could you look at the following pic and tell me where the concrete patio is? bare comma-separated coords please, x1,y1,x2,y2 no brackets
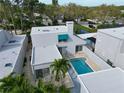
74,51,101,71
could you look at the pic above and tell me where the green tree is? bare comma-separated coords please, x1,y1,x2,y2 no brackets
52,0,58,6
23,0,39,26
0,0,17,33
13,0,23,31
0,75,33,93
34,79,56,93
59,85,70,93
50,58,70,82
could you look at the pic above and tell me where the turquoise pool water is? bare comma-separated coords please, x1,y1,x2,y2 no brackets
70,58,93,75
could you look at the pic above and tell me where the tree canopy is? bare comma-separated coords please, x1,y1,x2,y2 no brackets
0,0,123,33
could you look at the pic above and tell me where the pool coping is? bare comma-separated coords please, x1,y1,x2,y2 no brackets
84,58,96,72
69,57,95,76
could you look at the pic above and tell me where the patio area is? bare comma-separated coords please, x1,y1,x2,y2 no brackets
42,72,74,89
74,51,101,71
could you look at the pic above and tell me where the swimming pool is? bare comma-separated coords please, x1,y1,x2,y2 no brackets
70,58,93,75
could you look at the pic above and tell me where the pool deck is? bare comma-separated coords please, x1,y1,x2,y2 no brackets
74,51,101,71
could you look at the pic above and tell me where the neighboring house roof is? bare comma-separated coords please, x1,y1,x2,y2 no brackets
0,30,26,79
98,27,124,39
32,45,62,66
78,33,97,39
33,13,40,17
0,45,22,79
55,14,64,20
121,10,124,13
42,14,50,19
78,67,124,93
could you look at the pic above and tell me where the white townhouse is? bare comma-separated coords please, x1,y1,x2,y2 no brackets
78,67,124,93
31,21,85,78
0,30,28,79
95,27,124,69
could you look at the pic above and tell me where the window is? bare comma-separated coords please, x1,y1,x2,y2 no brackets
76,45,82,52
36,69,43,78
58,34,69,42
35,68,50,78
42,30,50,32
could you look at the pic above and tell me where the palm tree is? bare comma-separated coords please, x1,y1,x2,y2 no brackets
50,58,70,82
0,75,33,93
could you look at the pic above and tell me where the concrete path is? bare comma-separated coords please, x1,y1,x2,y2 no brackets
24,43,36,85
68,68,80,93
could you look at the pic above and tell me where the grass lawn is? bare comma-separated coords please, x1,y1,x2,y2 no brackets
74,23,97,34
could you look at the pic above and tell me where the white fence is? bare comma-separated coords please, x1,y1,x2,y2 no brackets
83,46,111,70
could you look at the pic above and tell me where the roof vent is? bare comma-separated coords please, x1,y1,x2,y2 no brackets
12,51,17,55
56,28,59,30
43,30,50,32
5,63,13,67
9,40,16,43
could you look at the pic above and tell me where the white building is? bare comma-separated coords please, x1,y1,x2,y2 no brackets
0,30,28,79
78,67,124,93
31,21,85,78
31,21,85,55
95,27,124,69
42,14,52,26
31,45,62,78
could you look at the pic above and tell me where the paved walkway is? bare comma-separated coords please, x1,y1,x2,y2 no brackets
68,68,80,93
24,43,36,85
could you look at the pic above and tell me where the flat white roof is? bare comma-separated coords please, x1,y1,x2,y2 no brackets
0,45,22,79
79,67,124,93
0,35,26,79
31,26,68,35
32,45,62,65
3,35,26,46
77,33,97,39
98,27,124,39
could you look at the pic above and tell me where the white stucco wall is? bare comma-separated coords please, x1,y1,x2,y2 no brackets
33,63,51,70
13,36,28,74
66,21,73,35
31,21,84,55
57,35,85,54
4,31,12,40
66,37,84,54
31,32,68,47
77,76,89,93
95,32,122,62
95,31,124,69
113,40,124,69
83,46,111,70
115,54,124,69
0,31,8,48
